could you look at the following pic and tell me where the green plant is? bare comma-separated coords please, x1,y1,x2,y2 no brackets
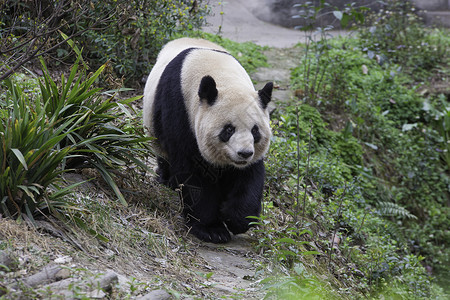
38,55,153,204
0,0,210,84
76,0,210,83
1,53,153,220
358,0,448,77
263,263,339,300
262,6,449,296
424,95,450,169
250,214,319,268
0,78,78,219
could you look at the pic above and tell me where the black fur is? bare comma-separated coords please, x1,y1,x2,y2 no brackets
218,124,235,143
258,82,273,109
152,48,265,243
198,75,218,105
251,125,261,143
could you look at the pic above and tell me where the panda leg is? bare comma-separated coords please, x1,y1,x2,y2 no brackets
156,157,170,185
221,161,265,235
172,173,231,243
187,219,231,244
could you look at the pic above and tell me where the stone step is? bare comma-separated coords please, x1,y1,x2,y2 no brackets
421,11,450,27
412,0,449,11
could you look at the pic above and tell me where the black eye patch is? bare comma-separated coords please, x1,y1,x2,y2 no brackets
252,125,261,143
219,124,235,142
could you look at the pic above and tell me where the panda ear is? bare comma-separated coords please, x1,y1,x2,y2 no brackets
198,75,218,106
258,82,273,109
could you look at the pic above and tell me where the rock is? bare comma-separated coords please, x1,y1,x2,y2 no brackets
86,270,118,293
54,255,72,264
136,289,172,300
0,250,16,272
42,270,118,299
22,264,62,287
55,268,71,281
86,289,107,299
252,68,290,83
44,277,77,291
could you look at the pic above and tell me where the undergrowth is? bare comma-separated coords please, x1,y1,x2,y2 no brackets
0,52,152,224
258,10,449,300
1,0,210,84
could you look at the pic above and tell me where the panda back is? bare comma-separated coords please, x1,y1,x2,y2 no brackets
143,38,227,137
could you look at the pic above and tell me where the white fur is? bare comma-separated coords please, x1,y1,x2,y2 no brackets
143,38,225,136
143,38,271,168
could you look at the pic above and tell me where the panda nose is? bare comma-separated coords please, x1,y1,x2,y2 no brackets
238,150,253,159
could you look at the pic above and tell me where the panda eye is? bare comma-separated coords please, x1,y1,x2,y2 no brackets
252,125,261,143
219,124,235,142
226,125,235,134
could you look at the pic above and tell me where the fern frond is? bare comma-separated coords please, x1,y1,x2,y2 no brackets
376,201,417,219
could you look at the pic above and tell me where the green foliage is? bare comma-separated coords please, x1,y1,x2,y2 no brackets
262,9,449,297
266,103,359,196
1,0,209,84
263,263,339,300
291,39,424,128
250,214,319,268
176,32,269,73
38,55,152,204
424,95,450,169
0,55,152,219
375,201,417,220
359,0,448,76
291,35,449,287
0,78,77,219
75,0,209,83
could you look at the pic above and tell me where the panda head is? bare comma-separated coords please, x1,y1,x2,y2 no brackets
195,75,273,169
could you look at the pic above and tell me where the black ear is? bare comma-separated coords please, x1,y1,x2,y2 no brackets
198,75,218,106
258,82,273,109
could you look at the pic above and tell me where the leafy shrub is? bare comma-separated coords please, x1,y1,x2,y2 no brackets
425,95,450,169
264,16,449,297
1,0,209,84
291,39,424,128
262,263,340,300
75,0,209,83
0,78,77,219
358,0,448,76
0,56,152,219
38,55,152,204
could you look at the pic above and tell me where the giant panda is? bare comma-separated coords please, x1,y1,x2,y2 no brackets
143,37,273,243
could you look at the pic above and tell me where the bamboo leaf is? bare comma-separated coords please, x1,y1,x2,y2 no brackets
301,251,321,256
11,149,28,170
94,162,127,206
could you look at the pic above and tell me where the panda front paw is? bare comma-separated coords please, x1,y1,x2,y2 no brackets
189,222,231,243
224,218,251,235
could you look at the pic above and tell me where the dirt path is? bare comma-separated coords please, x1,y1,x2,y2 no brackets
202,0,349,47
195,235,264,299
